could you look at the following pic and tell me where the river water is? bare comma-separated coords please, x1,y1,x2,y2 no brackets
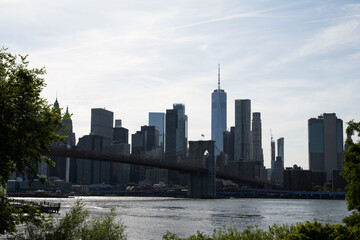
15,196,350,239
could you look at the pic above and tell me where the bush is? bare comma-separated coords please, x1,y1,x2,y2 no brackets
162,222,360,240
10,200,126,240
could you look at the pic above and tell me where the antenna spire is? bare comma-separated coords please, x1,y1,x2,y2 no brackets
218,64,220,90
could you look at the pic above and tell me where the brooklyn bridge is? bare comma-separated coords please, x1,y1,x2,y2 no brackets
49,140,272,198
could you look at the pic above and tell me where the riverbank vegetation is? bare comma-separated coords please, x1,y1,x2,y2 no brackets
7,200,126,240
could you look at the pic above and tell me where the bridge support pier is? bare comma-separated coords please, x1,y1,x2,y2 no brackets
187,141,216,198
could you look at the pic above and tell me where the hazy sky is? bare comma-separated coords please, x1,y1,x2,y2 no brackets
2,0,359,169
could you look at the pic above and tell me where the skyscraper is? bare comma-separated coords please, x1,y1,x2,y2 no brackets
251,112,263,164
223,126,235,162
91,108,114,139
308,113,343,180
49,99,76,182
271,135,275,170
113,119,129,144
149,112,165,149
165,108,178,185
234,99,251,163
76,108,114,185
110,119,130,185
211,65,227,156
271,137,284,186
277,137,284,164
173,103,188,161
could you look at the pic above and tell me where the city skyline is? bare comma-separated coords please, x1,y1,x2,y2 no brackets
2,1,359,169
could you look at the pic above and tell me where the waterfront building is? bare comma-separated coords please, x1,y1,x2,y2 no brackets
308,113,343,180
284,165,326,191
234,99,251,163
149,112,165,150
211,65,227,156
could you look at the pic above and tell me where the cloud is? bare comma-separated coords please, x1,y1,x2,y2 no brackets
269,20,360,68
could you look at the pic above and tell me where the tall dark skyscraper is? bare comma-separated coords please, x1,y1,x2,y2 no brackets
234,99,251,163
308,113,343,180
211,65,227,156
165,109,178,158
251,112,263,165
173,103,188,161
165,108,178,185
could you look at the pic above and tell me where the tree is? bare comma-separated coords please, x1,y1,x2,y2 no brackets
0,47,64,234
342,120,360,212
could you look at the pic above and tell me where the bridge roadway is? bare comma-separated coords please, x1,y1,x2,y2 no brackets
49,146,271,188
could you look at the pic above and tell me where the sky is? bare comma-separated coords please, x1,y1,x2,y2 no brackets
1,0,360,169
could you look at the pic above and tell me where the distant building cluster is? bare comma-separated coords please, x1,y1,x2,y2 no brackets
7,67,347,193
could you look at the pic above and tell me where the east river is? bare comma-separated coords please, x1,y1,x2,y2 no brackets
15,196,349,240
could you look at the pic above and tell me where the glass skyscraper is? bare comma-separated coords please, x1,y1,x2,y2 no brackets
308,113,343,180
211,65,227,156
149,112,165,149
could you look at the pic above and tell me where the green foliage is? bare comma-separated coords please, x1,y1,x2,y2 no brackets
11,200,126,240
163,222,360,240
0,47,64,235
163,224,298,240
343,211,360,227
80,208,127,240
342,120,360,212
284,221,360,240
313,182,332,192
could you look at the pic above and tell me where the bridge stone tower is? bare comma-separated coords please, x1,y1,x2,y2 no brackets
188,141,216,198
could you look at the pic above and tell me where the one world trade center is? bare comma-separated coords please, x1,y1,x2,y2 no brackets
211,64,227,156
